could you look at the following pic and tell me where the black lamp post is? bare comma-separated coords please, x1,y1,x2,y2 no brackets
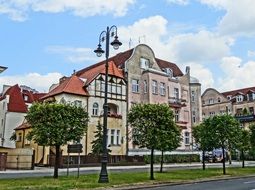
94,26,122,183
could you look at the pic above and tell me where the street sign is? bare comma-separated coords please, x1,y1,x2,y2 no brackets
67,144,83,153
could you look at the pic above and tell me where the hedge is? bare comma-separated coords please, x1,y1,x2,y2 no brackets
144,154,200,164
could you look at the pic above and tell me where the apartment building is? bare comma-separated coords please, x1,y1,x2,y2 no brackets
12,44,201,161
202,87,255,128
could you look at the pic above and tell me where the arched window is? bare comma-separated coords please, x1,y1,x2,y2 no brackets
92,103,99,116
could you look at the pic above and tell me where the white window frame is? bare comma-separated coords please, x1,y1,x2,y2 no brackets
140,57,149,69
159,82,165,96
174,88,179,100
152,80,158,94
92,103,99,116
236,95,243,102
184,132,190,145
132,79,139,93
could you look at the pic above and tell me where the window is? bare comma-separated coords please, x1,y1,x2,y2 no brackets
140,58,149,69
116,130,120,145
236,108,242,116
202,100,205,105
227,96,232,100
111,129,115,145
23,95,28,101
209,98,214,104
165,68,173,77
159,82,165,96
74,100,82,107
152,80,158,94
174,88,179,99
192,110,196,123
249,107,254,114
132,79,139,93
175,110,179,122
17,133,22,142
92,103,99,116
191,91,195,102
209,111,215,116
236,95,243,102
218,97,221,103
144,80,148,93
184,132,190,145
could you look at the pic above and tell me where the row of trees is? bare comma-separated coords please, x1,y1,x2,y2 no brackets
193,114,255,175
25,102,255,180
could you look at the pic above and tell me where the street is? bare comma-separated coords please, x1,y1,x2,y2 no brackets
141,176,255,190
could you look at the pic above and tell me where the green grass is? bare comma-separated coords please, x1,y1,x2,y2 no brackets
1,167,255,190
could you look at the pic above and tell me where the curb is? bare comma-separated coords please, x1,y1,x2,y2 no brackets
105,175,255,190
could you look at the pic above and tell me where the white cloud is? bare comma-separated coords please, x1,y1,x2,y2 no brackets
199,0,255,36
217,56,255,91
185,62,214,92
0,72,63,92
168,30,233,63
248,50,255,57
0,0,135,21
118,16,233,64
166,0,189,5
46,46,98,63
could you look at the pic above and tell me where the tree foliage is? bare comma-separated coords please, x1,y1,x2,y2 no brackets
193,114,241,174
26,102,89,178
91,121,111,155
128,103,181,179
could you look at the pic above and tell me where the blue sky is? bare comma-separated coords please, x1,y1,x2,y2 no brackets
0,0,255,93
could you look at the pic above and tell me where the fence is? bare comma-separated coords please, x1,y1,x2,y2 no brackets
0,148,35,170
48,155,145,168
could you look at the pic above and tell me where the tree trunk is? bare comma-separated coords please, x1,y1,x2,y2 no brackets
160,151,164,173
202,150,205,170
54,145,60,178
242,149,245,168
222,147,226,175
228,150,232,165
150,148,155,180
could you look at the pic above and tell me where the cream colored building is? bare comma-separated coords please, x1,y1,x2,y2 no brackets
202,87,255,128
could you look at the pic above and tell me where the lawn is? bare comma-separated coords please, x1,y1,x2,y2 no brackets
1,167,255,190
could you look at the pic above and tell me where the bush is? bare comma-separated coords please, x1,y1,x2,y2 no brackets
144,154,200,164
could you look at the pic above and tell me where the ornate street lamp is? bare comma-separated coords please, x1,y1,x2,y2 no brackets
94,26,122,183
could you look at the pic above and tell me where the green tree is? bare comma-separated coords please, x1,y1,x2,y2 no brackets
157,118,181,173
236,129,251,168
193,120,216,170
249,124,255,147
26,102,89,178
128,103,181,180
207,114,241,174
91,121,111,155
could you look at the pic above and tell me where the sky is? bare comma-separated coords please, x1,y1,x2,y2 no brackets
0,0,255,93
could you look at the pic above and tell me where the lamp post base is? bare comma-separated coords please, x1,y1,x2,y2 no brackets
98,162,109,183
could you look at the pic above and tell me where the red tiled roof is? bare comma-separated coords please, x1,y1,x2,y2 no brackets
0,84,45,113
42,75,88,99
76,47,183,81
77,60,124,86
156,58,183,77
222,86,255,97
15,122,30,130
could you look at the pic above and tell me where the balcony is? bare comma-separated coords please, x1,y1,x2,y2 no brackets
176,121,188,129
235,114,255,122
168,97,186,108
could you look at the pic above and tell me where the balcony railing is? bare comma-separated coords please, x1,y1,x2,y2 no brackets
168,97,186,107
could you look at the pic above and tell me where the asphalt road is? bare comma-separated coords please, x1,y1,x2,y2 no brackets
141,177,255,190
